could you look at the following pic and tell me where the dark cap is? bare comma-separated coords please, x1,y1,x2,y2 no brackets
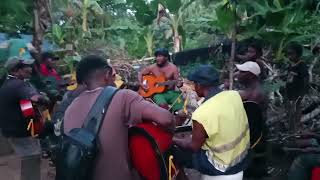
5,57,34,72
187,65,220,86
42,52,59,61
154,48,170,58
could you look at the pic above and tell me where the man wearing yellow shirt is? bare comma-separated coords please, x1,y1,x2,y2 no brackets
173,65,250,179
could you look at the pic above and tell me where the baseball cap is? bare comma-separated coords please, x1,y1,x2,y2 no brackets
5,57,34,71
235,61,261,76
187,65,220,86
42,52,60,61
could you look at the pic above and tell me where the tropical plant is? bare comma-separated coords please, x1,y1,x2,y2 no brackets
0,0,33,33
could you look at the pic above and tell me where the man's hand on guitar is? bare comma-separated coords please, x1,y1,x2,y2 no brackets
176,78,183,88
141,83,149,91
30,94,50,106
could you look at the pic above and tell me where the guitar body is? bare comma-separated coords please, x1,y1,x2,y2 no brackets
20,100,45,136
138,75,167,98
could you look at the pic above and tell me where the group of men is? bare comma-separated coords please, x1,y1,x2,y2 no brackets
0,39,71,179
0,39,310,180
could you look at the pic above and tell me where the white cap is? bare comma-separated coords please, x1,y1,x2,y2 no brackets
236,61,261,76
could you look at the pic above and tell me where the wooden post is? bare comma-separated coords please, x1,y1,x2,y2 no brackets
229,9,237,90
32,0,52,65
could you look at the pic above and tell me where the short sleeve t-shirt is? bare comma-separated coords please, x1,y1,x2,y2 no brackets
0,76,39,137
192,91,250,172
286,61,309,100
64,88,154,180
39,64,61,80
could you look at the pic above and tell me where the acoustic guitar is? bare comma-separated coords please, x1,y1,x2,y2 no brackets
138,74,178,98
20,99,50,137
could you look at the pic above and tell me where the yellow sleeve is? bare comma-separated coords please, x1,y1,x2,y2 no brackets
192,103,218,137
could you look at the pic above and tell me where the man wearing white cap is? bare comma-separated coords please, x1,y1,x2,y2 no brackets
235,61,267,179
235,61,265,104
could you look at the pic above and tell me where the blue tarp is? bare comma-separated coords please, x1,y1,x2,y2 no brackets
0,33,59,62
0,33,59,51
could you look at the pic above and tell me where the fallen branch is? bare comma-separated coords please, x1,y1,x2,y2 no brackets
301,107,320,123
309,56,319,83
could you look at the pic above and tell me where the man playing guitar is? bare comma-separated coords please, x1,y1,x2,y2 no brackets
0,55,48,180
138,48,183,112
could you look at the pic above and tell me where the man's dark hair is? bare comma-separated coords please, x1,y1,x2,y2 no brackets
12,63,32,73
76,55,111,84
41,52,59,62
155,48,170,59
248,42,263,57
287,42,303,57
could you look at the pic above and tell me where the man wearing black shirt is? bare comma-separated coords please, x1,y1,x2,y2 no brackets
0,58,44,136
286,43,309,100
285,43,309,132
0,57,47,180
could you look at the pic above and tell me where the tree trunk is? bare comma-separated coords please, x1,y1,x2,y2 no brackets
173,35,181,53
82,0,89,32
33,0,52,65
229,10,237,90
172,15,181,53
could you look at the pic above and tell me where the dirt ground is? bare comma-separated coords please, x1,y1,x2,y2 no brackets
0,155,55,180
0,143,291,180
0,156,289,180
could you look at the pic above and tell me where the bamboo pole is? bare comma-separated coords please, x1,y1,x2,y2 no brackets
229,8,237,90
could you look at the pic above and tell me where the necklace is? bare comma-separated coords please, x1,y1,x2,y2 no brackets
85,87,103,93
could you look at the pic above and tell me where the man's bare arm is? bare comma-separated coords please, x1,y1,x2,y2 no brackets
173,66,183,88
138,66,152,85
173,120,207,152
141,104,175,133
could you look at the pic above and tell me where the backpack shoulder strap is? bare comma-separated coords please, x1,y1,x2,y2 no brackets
82,86,118,135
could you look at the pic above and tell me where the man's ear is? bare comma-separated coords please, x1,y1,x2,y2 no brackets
104,73,109,82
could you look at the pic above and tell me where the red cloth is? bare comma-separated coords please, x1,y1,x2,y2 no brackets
129,123,173,180
39,64,61,80
311,167,320,180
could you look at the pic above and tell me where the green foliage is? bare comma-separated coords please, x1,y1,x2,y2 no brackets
262,80,286,95
215,4,236,36
236,0,320,60
0,0,33,33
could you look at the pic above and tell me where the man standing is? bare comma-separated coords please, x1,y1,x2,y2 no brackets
173,65,250,179
39,52,61,81
235,61,267,178
64,55,174,180
285,43,309,132
237,42,266,79
285,43,309,101
0,57,48,180
138,48,183,111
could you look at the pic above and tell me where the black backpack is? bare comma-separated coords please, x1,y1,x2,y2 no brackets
55,86,118,180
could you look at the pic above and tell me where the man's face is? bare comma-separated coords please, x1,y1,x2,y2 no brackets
287,49,298,62
246,47,257,61
156,55,168,67
237,71,251,83
45,58,56,68
17,66,33,79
